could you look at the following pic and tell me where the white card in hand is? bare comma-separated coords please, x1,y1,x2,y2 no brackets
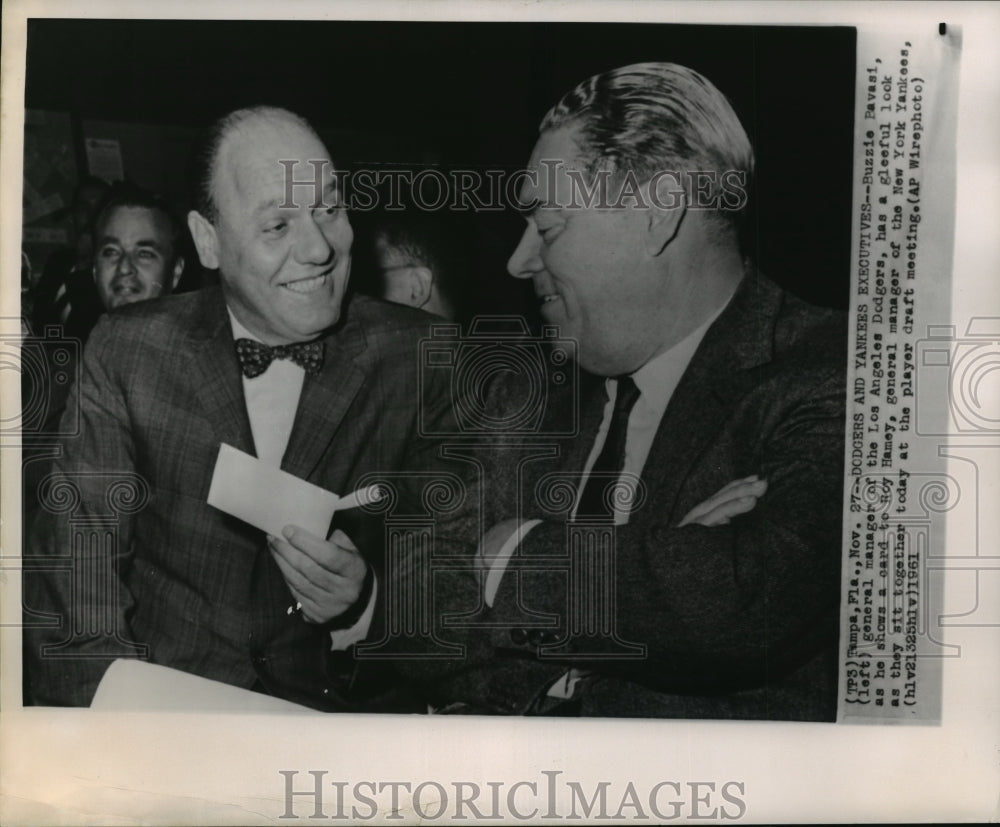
206,443,338,539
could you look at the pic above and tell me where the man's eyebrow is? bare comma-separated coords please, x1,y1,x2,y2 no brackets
252,198,281,216
321,179,340,201
95,235,167,251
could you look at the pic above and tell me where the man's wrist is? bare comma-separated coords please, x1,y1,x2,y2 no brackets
320,563,375,631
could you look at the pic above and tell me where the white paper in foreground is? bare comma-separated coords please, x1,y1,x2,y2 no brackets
91,660,317,713
206,443,338,538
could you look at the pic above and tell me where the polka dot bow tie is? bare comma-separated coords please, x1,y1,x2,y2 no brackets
234,338,325,378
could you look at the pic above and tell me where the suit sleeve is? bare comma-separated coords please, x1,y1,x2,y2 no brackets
394,360,846,713
23,316,143,706
379,367,568,712
322,318,474,712
524,365,844,696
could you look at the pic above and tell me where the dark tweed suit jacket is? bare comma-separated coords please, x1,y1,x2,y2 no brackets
393,272,848,720
23,285,445,710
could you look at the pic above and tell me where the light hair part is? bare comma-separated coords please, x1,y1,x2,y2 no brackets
189,105,320,224
540,62,754,229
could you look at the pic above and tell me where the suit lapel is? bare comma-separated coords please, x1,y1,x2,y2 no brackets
522,373,608,519
280,313,368,482
639,271,784,519
187,287,256,456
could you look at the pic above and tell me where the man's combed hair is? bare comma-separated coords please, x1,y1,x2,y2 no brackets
92,181,184,248
188,105,317,223
540,62,754,226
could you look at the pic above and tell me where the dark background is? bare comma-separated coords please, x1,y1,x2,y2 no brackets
24,19,856,318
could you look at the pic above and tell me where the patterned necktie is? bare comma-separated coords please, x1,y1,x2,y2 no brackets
575,375,641,521
234,338,324,379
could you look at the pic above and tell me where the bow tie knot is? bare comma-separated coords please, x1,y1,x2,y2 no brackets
235,337,324,378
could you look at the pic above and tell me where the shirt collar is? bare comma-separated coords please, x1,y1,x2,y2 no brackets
228,309,261,344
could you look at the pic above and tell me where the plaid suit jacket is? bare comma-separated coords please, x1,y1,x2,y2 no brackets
23,285,445,710
393,272,848,720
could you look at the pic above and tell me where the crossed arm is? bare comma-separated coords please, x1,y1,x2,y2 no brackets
390,364,846,712
479,475,769,569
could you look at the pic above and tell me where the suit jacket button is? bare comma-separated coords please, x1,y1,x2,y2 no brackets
509,628,528,645
527,629,545,646
539,631,558,644
251,653,267,666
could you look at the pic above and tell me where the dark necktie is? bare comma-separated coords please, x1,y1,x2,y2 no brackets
234,338,324,379
575,375,641,521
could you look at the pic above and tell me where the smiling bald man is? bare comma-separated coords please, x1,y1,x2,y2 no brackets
24,106,450,712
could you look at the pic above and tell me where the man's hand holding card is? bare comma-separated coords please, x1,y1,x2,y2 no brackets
267,526,368,624
207,443,378,626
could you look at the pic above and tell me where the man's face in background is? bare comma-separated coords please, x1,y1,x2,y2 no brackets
373,234,424,308
93,204,184,310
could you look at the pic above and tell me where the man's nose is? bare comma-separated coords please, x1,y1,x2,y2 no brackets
294,214,335,265
116,252,136,276
506,226,542,279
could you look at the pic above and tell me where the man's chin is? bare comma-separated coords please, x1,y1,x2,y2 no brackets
286,307,342,342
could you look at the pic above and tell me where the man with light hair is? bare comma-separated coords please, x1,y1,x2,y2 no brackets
394,62,847,720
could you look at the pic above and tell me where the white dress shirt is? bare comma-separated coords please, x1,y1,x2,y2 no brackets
484,305,724,606
482,303,730,702
572,315,718,524
229,311,374,650
230,312,305,468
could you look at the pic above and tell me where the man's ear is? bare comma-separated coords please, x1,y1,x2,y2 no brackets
187,211,219,270
409,266,434,309
644,174,687,256
170,256,185,290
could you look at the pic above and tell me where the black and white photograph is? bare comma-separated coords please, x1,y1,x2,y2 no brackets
16,15,856,719
2,1,998,823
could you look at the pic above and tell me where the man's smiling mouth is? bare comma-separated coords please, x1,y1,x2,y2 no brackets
281,270,332,294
